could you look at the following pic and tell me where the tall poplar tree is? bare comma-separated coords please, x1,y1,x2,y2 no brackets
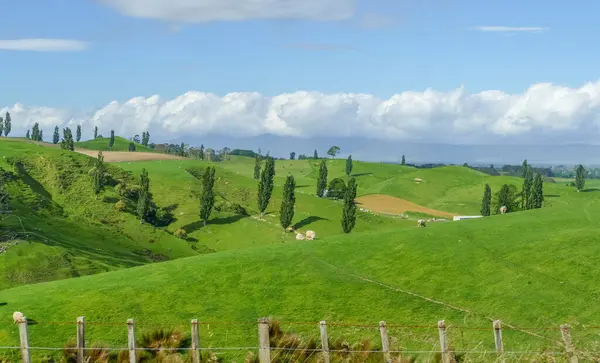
109,130,115,149
94,126,98,139
3,112,11,137
521,166,534,210
31,123,40,142
61,127,74,151
76,125,82,142
342,177,357,233
53,126,60,144
401,155,406,165
313,149,318,159
25,130,30,139
199,166,216,226
316,160,328,197
137,168,150,223
480,184,492,216
346,155,353,176
93,151,105,199
279,174,296,231
0,116,3,136
575,164,585,192
257,157,275,216
521,159,529,178
253,155,261,180
532,173,544,209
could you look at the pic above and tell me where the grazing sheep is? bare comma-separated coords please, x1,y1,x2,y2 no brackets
296,233,305,241
13,312,25,324
305,230,316,240
417,219,426,228
500,206,507,214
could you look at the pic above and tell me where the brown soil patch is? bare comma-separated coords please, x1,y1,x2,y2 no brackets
355,194,456,218
75,149,186,162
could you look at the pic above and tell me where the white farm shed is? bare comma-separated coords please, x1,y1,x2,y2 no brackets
453,215,483,221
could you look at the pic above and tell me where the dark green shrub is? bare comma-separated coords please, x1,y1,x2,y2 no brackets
327,178,347,199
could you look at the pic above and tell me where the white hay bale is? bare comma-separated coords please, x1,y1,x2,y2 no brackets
295,233,305,240
305,230,316,240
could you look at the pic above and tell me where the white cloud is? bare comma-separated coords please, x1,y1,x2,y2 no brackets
472,26,546,33
4,81,600,144
96,0,356,22
0,38,89,51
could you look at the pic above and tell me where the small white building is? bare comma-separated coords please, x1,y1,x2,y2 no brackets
453,215,483,221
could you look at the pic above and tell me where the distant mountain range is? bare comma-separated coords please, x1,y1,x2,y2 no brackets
167,134,600,167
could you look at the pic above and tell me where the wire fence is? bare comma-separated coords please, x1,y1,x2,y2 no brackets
1,317,598,362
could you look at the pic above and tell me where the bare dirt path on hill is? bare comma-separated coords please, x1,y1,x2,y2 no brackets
75,149,186,162
355,194,456,218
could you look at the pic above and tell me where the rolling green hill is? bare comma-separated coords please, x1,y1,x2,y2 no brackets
76,136,153,152
1,188,599,361
1,137,595,361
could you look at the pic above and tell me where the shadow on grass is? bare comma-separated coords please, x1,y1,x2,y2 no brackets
0,302,6,307
544,194,560,198
295,185,311,188
103,196,120,203
181,214,247,233
293,216,329,230
15,162,53,200
583,188,600,192
351,172,373,177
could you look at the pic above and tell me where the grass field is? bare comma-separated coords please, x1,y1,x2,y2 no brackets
0,137,597,361
76,136,153,152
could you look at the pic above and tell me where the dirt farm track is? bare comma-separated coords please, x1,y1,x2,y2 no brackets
75,149,186,162
355,194,456,218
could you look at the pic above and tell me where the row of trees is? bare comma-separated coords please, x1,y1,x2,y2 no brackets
480,160,546,216
0,112,11,137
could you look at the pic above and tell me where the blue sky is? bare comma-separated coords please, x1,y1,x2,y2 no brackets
2,0,598,107
2,0,600,150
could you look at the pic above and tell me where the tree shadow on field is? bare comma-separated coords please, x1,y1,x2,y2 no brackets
293,216,329,230
351,172,373,177
544,194,560,198
0,302,7,307
181,214,247,233
583,188,600,193
295,185,311,188
103,196,120,203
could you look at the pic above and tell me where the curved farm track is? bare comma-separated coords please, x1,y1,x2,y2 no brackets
75,149,186,162
355,194,456,218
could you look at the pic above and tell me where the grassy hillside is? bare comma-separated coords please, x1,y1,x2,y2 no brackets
76,136,153,152
1,187,599,361
0,140,407,289
0,139,197,289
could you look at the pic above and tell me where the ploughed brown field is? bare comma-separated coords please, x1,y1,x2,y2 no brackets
75,149,186,162
355,194,456,218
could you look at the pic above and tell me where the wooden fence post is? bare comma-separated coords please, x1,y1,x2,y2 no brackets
438,320,449,363
258,317,271,363
127,319,136,363
77,316,86,363
379,321,391,363
18,318,30,363
560,324,578,363
493,320,504,362
191,319,200,363
319,321,330,363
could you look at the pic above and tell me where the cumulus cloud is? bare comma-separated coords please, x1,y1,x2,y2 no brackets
4,81,600,144
96,0,356,22
472,26,546,33
0,38,89,51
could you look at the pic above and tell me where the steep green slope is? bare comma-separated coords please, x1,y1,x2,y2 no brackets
0,140,197,289
76,136,152,152
1,185,597,361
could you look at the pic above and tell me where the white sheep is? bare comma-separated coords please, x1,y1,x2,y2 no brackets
305,230,316,240
13,312,25,324
417,219,426,228
500,205,508,214
295,233,305,240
